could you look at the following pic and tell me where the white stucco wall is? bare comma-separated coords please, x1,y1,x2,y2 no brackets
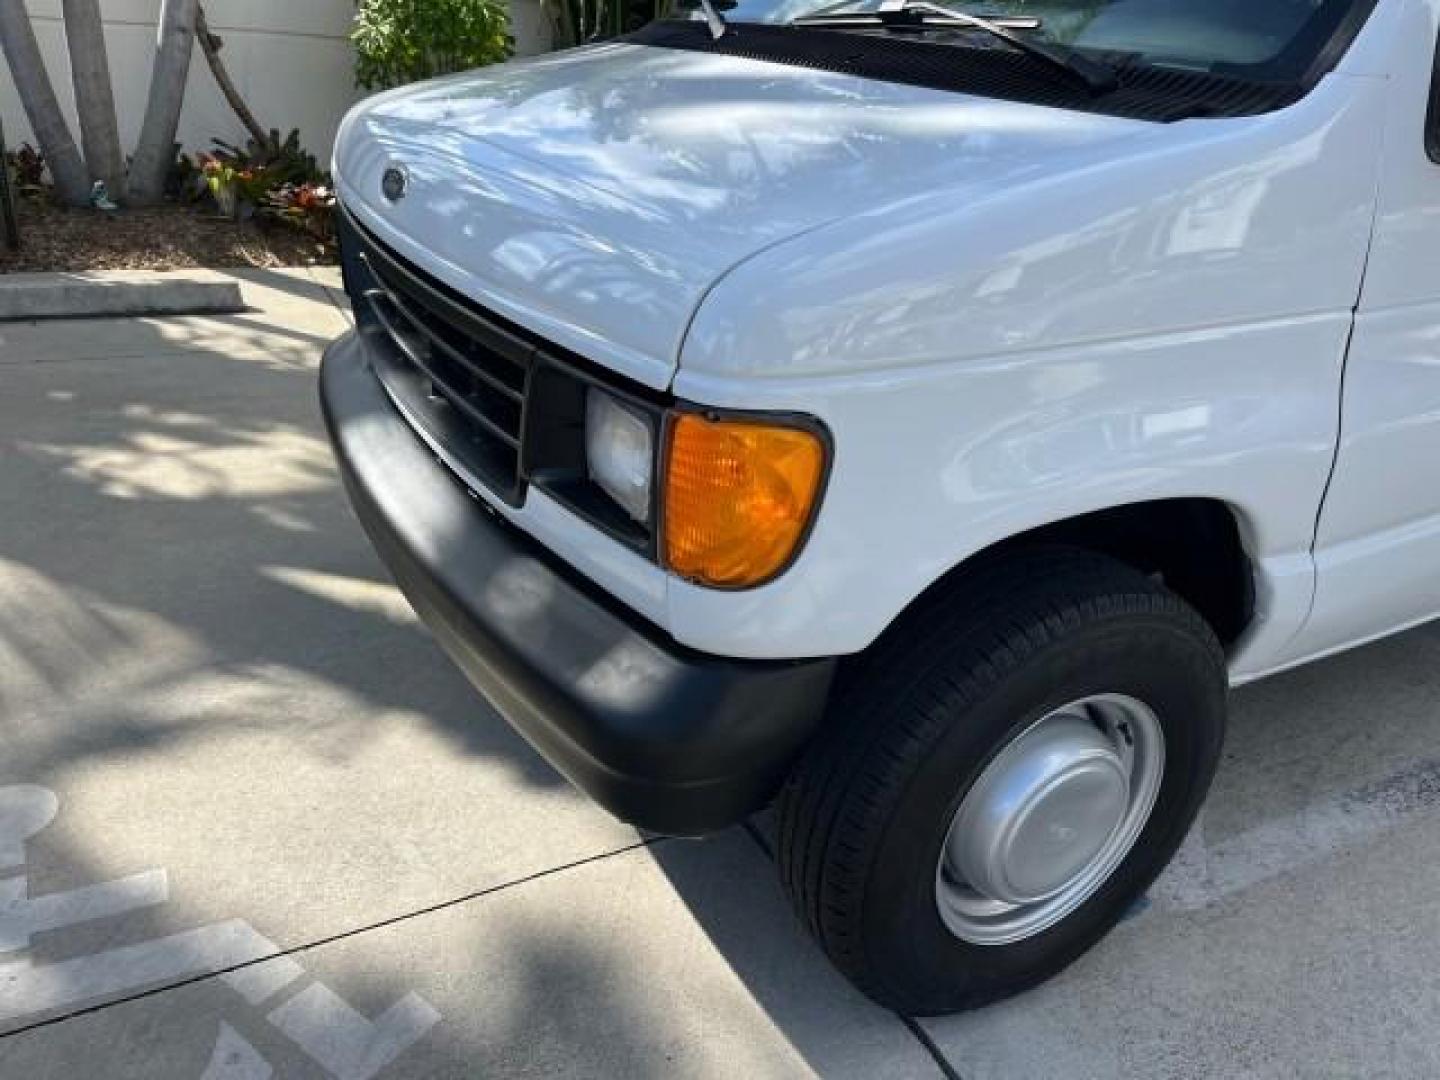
0,0,551,167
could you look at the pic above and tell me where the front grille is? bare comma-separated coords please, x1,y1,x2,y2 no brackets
342,207,535,505
338,205,668,557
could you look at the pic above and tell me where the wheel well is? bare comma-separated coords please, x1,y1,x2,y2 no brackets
977,499,1255,647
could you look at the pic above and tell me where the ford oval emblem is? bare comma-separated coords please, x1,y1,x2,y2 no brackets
381,165,409,202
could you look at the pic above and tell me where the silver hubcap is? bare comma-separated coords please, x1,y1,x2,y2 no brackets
936,694,1165,946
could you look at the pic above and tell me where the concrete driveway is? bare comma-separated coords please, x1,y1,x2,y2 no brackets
2,271,1440,1078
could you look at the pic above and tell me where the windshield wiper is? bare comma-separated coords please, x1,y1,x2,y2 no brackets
791,0,1118,95
695,0,728,39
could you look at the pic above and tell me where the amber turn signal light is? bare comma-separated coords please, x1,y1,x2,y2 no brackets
663,413,827,589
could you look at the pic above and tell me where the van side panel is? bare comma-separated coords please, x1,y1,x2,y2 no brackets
1277,0,1440,670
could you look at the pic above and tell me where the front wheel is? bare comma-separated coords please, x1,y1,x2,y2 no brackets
775,548,1227,1014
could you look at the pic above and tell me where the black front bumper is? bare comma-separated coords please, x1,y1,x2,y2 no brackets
319,329,837,835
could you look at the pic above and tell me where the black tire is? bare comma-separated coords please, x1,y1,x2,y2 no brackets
775,546,1227,1015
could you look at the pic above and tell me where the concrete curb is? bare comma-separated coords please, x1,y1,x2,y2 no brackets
0,269,246,321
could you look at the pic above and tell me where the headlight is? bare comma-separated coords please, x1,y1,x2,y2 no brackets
585,388,655,525
567,381,828,588
663,413,827,589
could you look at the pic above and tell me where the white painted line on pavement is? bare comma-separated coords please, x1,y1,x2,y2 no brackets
1152,757,1440,912
0,870,170,953
268,984,442,1080
221,954,307,1005
0,919,279,1022
0,787,58,870
199,1022,274,1080
0,782,446,1078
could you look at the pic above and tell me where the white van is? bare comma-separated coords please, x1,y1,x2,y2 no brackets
322,0,1439,1013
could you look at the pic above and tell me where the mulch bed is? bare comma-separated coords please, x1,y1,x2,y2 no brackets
0,197,336,273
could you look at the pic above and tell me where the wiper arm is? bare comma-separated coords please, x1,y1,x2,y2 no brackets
797,0,1041,29
695,0,728,39
792,0,1118,95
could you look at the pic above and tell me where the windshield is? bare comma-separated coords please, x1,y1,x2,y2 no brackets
707,0,1371,81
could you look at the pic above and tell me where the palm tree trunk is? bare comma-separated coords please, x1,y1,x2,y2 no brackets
127,0,199,205
0,0,90,205
542,0,576,49
60,0,125,199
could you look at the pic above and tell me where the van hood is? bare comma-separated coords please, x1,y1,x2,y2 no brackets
335,40,1156,390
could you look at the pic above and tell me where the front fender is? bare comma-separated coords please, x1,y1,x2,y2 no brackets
666,313,1346,682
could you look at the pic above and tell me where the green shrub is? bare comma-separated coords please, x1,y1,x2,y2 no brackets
353,0,512,90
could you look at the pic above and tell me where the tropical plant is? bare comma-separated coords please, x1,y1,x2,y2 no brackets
165,147,206,202
196,153,274,218
233,166,275,208
263,181,336,240
211,129,325,187
8,142,46,193
352,0,512,90
195,126,330,223
197,154,244,217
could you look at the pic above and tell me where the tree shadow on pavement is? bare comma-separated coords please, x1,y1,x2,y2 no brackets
0,299,931,1077
23,291,1440,1077
0,314,561,786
